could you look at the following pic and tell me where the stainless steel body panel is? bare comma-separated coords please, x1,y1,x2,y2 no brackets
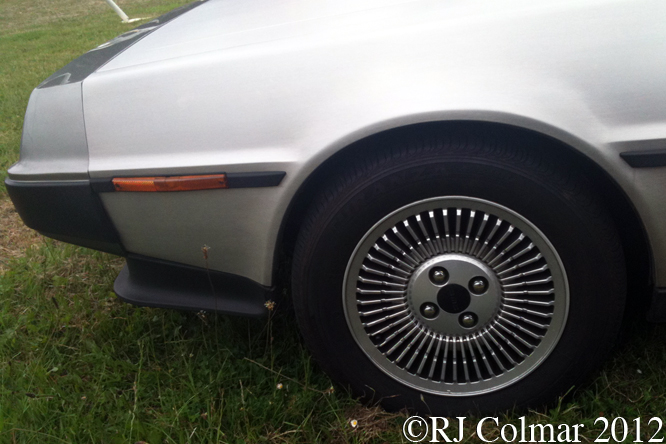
8,83,89,181
19,0,666,286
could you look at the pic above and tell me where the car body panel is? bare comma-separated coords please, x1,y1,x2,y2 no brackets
73,0,666,286
8,83,89,181
97,0,416,73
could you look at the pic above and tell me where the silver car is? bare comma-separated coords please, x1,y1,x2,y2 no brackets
6,0,666,415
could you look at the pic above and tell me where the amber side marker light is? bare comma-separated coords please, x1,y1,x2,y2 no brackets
112,174,228,192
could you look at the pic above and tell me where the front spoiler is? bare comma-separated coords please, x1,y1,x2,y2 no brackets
5,177,271,317
115,255,271,317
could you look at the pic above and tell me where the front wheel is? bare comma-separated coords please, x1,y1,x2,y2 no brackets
292,134,625,414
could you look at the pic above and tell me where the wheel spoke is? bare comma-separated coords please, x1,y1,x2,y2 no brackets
499,264,549,283
469,213,490,256
462,210,476,254
357,297,406,306
364,309,410,328
428,211,445,254
428,335,443,379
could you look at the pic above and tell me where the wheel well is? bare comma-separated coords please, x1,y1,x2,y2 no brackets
276,121,653,316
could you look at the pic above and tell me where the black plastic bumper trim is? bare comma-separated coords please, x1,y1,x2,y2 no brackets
4,178,125,255
90,171,286,193
620,149,666,168
226,171,286,188
114,255,271,317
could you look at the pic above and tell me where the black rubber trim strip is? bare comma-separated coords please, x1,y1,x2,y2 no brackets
38,0,208,88
114,254,271,317
90,171,286,193
647,287,666,323
90,178,117,193
4,178,125,255
620,149,666,168
226,171,286,188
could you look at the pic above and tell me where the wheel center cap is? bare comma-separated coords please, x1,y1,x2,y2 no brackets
407,253,501,335
437,284,471,314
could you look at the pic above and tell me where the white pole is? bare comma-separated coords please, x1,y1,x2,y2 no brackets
102,0,143,23
103,0,130,22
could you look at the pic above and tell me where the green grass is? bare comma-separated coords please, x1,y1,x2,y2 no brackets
2,1,666,443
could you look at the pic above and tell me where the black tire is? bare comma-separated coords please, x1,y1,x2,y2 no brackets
292,130,625,415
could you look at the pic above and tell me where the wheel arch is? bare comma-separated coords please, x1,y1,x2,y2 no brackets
275,120,654,316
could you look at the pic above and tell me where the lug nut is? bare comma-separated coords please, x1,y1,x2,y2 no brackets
421,303,439,319
459,312,478,328
469,277,488,294
429,267,448,285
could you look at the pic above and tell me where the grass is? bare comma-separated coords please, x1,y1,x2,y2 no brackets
1,1,666,443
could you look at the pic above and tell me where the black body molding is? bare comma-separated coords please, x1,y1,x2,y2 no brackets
226,171,286,188
620,150,666,168
616,139,666,168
